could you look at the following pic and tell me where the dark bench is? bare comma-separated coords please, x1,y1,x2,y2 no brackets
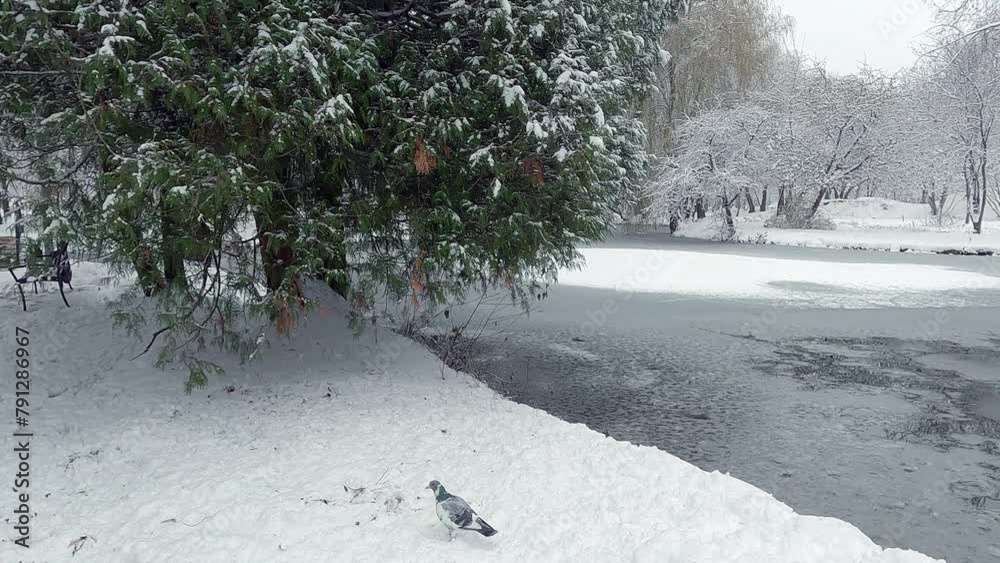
8,241,73,311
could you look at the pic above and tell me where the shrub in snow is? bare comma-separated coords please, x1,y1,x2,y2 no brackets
766,195,836,231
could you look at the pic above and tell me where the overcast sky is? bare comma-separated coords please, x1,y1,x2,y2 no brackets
776,0,935,75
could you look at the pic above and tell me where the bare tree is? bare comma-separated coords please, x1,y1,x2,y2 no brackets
648,103,773,238
922,1,999,233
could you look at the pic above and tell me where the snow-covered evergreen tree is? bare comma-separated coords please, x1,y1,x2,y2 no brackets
1,0,678,388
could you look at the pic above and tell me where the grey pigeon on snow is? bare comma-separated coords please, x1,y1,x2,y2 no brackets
426,480,498,540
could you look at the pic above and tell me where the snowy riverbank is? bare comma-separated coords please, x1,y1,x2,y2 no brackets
0,265,941,562
676,197,1000,255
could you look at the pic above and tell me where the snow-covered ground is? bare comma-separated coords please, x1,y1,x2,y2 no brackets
676,198,1000,254
0,265,941,562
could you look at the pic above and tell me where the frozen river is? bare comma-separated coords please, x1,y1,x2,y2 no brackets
454,235,1000,563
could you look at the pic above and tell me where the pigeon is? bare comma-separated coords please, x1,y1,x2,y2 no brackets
426,480,498,540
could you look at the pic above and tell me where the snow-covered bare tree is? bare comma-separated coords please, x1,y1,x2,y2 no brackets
928,0,1000,43
922,0,1000,233
647,49,899,231
776,65,895,219
883,71,962,219
649,103,773,237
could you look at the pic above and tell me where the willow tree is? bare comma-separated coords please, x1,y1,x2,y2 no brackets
644,0,790,156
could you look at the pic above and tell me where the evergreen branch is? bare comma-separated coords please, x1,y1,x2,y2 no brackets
1,148,94,186
0,70,83,76
370,1,417,19
130,326,172,361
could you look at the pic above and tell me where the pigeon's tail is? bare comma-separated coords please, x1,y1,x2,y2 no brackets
472,517,498,537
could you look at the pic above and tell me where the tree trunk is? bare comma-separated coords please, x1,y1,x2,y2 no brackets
927,191,939,216
664,55,678,151
666,56,676,124
745,187,757,213
973,179,985,234
695,197,706,219
161,188,186,288
258,157,303,294
964,155,974,225
760,186,768,211
721,193,735,239
133,243,165,297
13,207,23,263
776,186,786,215
975,140,989,233
973,155,988,235
809,188,829,218
258,211,295,293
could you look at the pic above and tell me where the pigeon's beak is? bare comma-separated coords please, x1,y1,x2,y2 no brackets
425,484,433,490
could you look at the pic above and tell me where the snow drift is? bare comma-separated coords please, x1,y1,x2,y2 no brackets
0,266,940,562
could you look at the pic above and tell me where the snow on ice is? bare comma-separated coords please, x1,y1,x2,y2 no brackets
558,247,1000,308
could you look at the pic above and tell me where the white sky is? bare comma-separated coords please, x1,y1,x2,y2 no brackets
776,0,935,75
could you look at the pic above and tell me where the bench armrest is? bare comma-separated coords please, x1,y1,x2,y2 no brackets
9,265,26,283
